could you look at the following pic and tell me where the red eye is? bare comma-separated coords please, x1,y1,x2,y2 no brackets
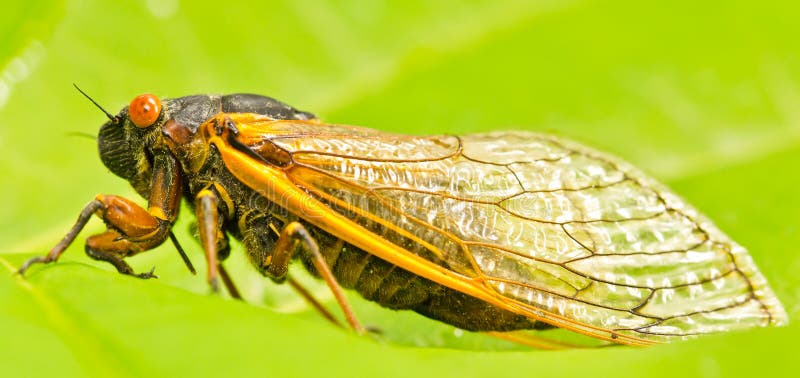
129,94,162,128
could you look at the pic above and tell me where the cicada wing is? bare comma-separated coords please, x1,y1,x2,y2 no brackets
221,115,787,344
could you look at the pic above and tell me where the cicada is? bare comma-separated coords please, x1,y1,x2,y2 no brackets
19,90,787,346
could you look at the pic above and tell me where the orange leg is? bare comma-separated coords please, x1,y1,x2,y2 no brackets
18,195,170,278
18,151,185,278
266,222,365,334
194,189,240,298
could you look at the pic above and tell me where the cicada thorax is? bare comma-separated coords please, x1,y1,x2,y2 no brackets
161,95,321,259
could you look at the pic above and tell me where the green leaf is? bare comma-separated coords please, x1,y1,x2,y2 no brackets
1,0,798,377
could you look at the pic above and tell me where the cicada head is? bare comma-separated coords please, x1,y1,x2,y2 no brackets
97,94,218,197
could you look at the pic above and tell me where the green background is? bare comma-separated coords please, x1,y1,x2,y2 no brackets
1,0,798,376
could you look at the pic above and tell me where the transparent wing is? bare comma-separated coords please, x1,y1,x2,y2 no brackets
235,119,787,342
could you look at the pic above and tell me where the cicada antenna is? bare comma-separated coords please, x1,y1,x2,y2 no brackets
73,83,119,123
64,131,98,140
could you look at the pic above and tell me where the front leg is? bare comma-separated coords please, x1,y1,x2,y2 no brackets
18,151,183,278
83,195,170,278
18,194,171,278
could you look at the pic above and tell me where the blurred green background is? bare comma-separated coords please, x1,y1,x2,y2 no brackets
1,0,799,376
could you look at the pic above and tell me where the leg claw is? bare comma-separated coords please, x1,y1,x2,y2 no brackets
16,256,52,277
132,267,158,279
209,277,220,293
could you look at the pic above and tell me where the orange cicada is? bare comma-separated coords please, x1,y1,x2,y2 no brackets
19,90,787,347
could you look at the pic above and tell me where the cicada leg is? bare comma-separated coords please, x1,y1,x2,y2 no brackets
194,188,240,299
18,151,187,279
266,222,366,334
18,195,170,278
286,276,345,329
217,262,242,299
17,199,101,275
